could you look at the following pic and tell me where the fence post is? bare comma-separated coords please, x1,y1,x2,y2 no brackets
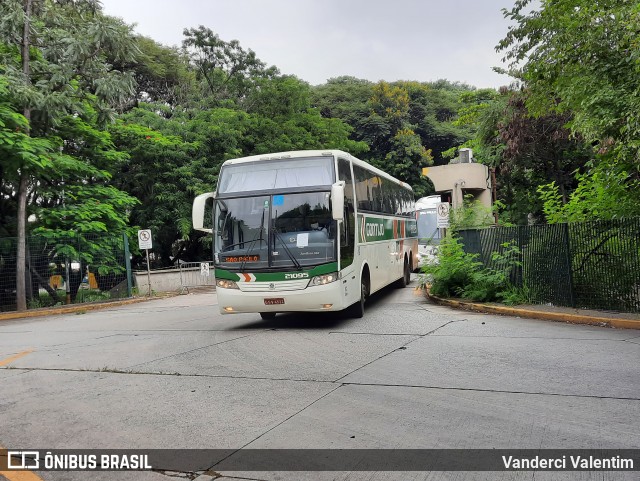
563,223,576,308
123,233,133,298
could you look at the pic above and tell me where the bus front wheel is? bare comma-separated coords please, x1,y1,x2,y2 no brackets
347,276,368,319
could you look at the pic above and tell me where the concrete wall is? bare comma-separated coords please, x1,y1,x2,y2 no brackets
134,266,215,294
424,163,492,209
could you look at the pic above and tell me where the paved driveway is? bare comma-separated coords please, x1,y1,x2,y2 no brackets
1,280,638,480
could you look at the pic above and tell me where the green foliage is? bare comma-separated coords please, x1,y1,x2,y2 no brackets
109,114,207,266
126,36,194,106
311,76,373,125
496,285,529,306
498,0,640,223
0,0,138,124
538,158,640,224
0,0,141,309
455,88,593,225
362,82,435,195
422,234,523,303
182,26,278,108
75,290,111,303
311,77,478,196
459,241,523,303
499,0,640,149
380,127,433,197
0,79,55,204
449,196,494,230
421,234,481,298
402,80,473,166
246,75,311,118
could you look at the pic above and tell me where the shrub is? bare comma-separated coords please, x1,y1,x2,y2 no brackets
422,234,524,303
420,234,482,297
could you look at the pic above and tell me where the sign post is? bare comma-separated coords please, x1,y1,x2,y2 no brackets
436,202,450,237
200,262,210,277
138,229,153,296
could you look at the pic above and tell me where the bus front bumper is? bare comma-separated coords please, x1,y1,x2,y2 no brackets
216,282,347,314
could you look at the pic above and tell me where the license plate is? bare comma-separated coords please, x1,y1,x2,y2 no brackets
264,298,285,305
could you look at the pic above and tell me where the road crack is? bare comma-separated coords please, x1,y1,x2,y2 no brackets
332,319,466,383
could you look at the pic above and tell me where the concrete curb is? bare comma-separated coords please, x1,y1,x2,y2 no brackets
428,294,640,330
0,294,178,322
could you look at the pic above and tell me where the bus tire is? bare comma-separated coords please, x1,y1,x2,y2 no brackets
260,312,276,320
396,259,410,288
347,274,367,318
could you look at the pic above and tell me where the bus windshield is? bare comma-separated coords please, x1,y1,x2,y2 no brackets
215,192,336,269
218,157,334,193
417,208,440,245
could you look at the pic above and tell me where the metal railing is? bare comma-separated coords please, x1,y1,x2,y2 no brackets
179,261,216,293
458,218,640,313
0,233,132,312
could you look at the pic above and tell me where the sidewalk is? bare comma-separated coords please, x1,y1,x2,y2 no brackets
0,292,181,322
426,292,640,330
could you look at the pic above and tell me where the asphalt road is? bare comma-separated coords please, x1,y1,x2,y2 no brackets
1,278,639,481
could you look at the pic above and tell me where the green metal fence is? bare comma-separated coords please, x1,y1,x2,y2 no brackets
0,233,132,312
458,218,640,313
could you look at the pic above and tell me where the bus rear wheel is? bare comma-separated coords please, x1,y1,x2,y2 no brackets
260,312,276,320
396,259,410,288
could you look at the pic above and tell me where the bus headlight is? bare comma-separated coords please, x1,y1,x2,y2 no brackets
308,272,338,287
216,279,239,289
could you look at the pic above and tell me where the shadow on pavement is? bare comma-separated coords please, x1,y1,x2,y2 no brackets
230,283,409,331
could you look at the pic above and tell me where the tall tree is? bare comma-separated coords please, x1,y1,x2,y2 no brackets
499,0,640,148
310,76,374,127
311,78,477,195
361,81,433,196
182,26,278,108
0,0,139,309
498,0,640,221
112,35,195,108
400,80,472,166
457,88,591,224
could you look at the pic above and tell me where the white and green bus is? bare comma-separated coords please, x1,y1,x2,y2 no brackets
192,150,418,319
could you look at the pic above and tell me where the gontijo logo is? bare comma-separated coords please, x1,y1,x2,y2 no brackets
367,223,385,237
360,216,387,242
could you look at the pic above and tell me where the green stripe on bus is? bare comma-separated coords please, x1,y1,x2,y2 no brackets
215,262,339,282
357,215,417,243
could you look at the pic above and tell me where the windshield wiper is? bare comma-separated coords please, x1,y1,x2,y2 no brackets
221,241,253,252
239,209,266,272
272,228,302,270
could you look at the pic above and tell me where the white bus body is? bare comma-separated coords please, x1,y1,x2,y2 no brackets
193,150,418,319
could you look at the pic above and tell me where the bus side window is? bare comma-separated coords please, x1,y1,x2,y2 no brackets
353,165,371,211
338,158,355,268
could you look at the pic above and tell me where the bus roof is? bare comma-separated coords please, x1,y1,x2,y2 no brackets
415,195,441,210
219,150,413,192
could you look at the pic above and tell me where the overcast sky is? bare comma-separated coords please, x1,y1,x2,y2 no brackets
99,0,516,89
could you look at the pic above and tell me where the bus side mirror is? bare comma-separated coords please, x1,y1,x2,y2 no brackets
193,192,214,233
331,181,345,221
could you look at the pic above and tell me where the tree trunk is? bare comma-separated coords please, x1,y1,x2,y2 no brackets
16,0,33,311
16,173,28,311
